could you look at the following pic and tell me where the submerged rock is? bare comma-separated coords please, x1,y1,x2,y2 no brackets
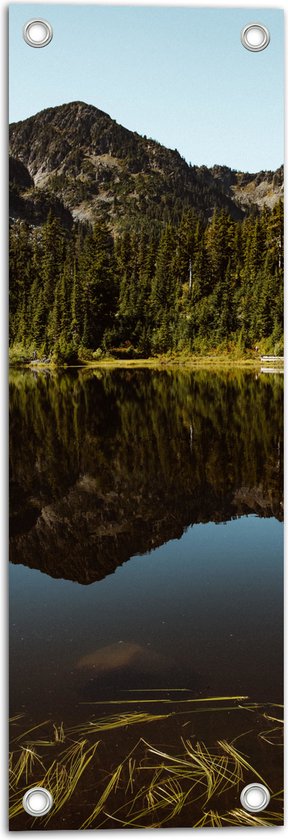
76,641,163,673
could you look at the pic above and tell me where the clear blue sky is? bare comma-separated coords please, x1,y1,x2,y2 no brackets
9,4,284,173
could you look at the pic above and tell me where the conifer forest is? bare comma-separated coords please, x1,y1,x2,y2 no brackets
10,200,283,363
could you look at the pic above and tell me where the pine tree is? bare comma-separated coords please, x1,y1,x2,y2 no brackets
78,221,116,348
9,197,284,359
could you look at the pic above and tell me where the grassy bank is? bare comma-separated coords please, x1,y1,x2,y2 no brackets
79,353,266,370
9,337,285,370
10,349,282,371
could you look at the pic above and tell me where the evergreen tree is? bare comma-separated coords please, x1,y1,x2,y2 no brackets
9,199,284,359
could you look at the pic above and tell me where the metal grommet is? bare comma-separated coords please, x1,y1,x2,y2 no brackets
22,787,53,817
23,19,53,48
240,783,270,813
241,23,270,52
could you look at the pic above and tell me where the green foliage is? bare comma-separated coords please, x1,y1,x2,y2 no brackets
92,347,104,360
51,337,80,366
9,201,283,360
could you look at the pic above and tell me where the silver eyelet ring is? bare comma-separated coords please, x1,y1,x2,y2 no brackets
240,783,270,813
22,787,53,817
241,23,270,52
23,19,53,49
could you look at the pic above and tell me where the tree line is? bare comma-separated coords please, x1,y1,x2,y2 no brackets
9,200,283,362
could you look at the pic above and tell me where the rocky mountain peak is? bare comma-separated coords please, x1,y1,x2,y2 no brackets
9,101,283,230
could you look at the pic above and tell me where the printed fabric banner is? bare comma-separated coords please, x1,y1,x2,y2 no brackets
9,4,283,830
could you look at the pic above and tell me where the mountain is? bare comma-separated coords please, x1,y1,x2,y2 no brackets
9,155,73,228
10,369,283,586
209,164,284,212
9,101,283,230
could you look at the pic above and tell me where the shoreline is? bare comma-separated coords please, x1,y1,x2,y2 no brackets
9,354,284,372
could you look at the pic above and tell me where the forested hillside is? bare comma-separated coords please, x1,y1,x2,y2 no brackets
10,201,283,361
9,102,283,361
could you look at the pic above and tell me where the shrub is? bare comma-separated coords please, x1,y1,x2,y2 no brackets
52,339,79,365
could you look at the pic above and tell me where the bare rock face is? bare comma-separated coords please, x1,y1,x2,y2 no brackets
231,168,284,211
9,153,73,228
9,101,283,230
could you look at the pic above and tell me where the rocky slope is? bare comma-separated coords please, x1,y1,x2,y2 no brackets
210,164,284,211
9,155,73,228
9,101,283,230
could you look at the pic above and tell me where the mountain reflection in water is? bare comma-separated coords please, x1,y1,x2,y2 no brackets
9,368,283,829
9,368,283,584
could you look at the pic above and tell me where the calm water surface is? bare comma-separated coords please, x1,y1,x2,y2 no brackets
10,515,283,716
9,368,283,827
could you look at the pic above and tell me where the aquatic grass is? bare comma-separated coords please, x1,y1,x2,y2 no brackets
9,747,46,787
95,736,249,828
262,711,283,724
125,758,136,795
217,739,269,787
176,704,251,716
194,808,282,828
25,739,60,747
9,790,29,822
9,699,283,829
258,726,283,746
80,694,249,706
223,808,283,827
53,722,65,742
44,739,100,821
146,737,244,801
9,739,101,824
81,764,122,829
193,809,222,827
270,787,284,802
8,712,170,826
141,775,188,825
123,688,191,692
11,719,51,744
66,710,171,737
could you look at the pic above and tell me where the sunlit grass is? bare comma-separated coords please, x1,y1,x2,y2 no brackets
81,764,123,829
67,711,171,736
80,694,249,706
43,739,100,821
223,808,282,827
9,747,46,788
258,726,283,746
105,736,245,827
53,722,65,743
9,697,283,829
217,739,268,787
11,719,51,744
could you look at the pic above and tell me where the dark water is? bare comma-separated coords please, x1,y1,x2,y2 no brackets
9,368,283,827
10,515,283,715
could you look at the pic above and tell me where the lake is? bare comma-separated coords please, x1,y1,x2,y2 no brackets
9,368,283,829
